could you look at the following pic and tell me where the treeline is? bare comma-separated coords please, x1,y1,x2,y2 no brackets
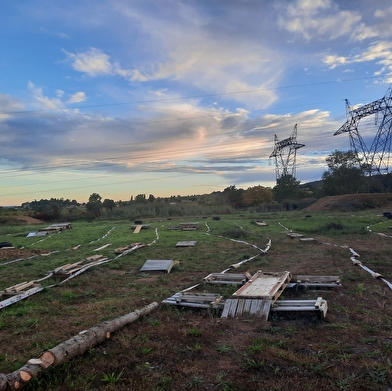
15,150,392,221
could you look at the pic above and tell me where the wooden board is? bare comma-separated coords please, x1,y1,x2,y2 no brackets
133,225,142,233
294,275,341,288
233,271,291,302
221,298,272,319
271,297,328,318
204,272,251,285
140,260,176,273
176,241,197,247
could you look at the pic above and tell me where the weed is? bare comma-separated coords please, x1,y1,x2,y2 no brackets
149,318,161,326
102,368,124,384
241,355,266,371
362,364,388,384
360,336,376,344
247,338,264,354
355,283,364,297
187,327,202,337
188,376,203,387
216,344,231,353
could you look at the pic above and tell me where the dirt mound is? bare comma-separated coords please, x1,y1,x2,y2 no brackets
304,193,392,212
0,216,45,225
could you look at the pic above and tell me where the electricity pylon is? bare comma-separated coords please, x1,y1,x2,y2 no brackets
334,85,392,174
269,124,305,182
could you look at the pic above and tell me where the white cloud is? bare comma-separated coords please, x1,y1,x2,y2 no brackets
323,41,392,77
277,0,373,42
68,91,87,103
27,81,64,110
63,48,148,81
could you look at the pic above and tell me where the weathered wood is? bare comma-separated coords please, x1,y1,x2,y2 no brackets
0,286,43,310
271,297,328,318
204,272,251,285
0,302,158,391
233,271,291,302
140,260,176,273
133,225,142,233
221,298,271,319
93,243,111,251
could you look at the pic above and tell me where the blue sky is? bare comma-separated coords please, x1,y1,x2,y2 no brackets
1,0,392,205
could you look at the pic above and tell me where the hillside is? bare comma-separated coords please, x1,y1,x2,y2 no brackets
304,192,392,212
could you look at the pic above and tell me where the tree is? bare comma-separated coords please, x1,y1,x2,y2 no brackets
223,185,244,208
321,150,367,195
103,199,115,211
135,194,147,203
86,193,103,216
242,185,274,206
273,174,302,202
148,194,155,203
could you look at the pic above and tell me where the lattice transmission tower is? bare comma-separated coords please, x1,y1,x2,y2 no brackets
334,85,392,174
269,124,305,182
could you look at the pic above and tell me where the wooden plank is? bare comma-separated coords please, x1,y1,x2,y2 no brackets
227,299,239,318
140,259,175,273
233,271,291,302
133,225,142,233
221,298,271,319
271,297,328,318
0,286,43,309
204,272,250,285
93,243,111,251
5,281,35,293
176,241,197,247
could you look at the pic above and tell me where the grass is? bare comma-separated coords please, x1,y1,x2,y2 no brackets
0,210,391,390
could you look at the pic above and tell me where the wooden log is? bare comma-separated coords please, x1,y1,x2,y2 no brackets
0,302,158,391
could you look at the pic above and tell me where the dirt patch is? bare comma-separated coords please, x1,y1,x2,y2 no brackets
304,192,392,212
0,248,52,261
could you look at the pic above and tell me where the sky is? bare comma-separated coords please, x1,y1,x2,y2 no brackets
1,0,392,206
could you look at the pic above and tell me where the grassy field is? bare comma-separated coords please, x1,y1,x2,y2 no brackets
0,210,391,390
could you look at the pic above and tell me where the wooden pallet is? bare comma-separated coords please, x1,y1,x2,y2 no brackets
221,298,272,319
292,275,341,289
204,272,251,285
175,292,223,308
271,297,328,318
232,271,291,302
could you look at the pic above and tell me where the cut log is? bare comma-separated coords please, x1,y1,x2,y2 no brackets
0,302,158,391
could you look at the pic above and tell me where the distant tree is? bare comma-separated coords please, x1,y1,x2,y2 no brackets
321,150,367,195
135,194,147,203
86,193,103,216
103,198,115,211
223,185,244,208
148,194,156,203
243,185,274,206
273,174,303,202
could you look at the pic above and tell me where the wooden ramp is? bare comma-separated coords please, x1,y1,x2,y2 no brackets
133,225,142,233
221,298,272,319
